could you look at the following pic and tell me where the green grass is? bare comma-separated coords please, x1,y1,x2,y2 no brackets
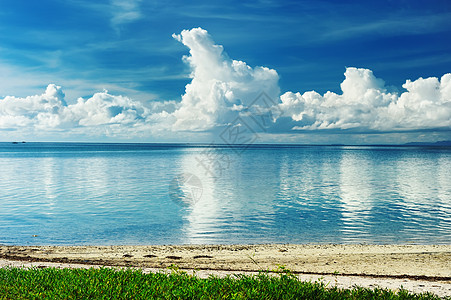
0,266,446,300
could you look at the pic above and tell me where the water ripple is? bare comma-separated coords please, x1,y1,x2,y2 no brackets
0,143,450,245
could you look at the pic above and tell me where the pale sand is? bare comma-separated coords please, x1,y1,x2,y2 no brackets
1,244,450,297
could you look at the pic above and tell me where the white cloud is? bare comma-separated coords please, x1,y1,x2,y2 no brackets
0,84,66,130
110,0,143,30
170,29,450,135
279,67,451,132
171,27,279,131
0,84,177,139
0,28,450,143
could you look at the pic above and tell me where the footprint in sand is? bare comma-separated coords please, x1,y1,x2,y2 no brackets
193,255,213,259
165,255,182,260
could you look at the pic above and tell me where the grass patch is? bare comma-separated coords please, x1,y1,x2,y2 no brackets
0,266,445,299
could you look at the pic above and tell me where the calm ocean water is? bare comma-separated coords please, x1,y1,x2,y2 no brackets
0,142,450,245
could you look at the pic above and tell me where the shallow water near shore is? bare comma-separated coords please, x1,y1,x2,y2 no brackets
0,142,450,245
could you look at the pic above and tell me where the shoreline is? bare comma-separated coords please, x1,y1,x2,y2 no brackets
1,244,450,278
1,244,450,297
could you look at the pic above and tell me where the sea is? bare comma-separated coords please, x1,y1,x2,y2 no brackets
0,142,450,246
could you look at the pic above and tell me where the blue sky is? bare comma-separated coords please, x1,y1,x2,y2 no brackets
0,0,450,144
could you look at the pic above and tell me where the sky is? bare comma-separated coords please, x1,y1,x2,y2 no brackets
0,0,450,144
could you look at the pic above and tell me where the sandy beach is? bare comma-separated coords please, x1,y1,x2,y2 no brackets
1,244,450,297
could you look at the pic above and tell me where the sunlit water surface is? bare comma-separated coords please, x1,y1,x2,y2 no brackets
0,143,449,245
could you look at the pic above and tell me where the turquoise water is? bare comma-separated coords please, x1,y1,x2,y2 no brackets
0,143,450,245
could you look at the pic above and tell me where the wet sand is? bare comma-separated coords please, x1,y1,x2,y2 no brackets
1,244,450,297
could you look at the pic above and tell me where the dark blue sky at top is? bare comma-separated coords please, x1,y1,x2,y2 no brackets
1,0,450,103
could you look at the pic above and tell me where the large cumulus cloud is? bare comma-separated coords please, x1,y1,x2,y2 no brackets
0,27,450,141
278,68,451,132
0,84,169,138
171,27,279,131
0,84,67,130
